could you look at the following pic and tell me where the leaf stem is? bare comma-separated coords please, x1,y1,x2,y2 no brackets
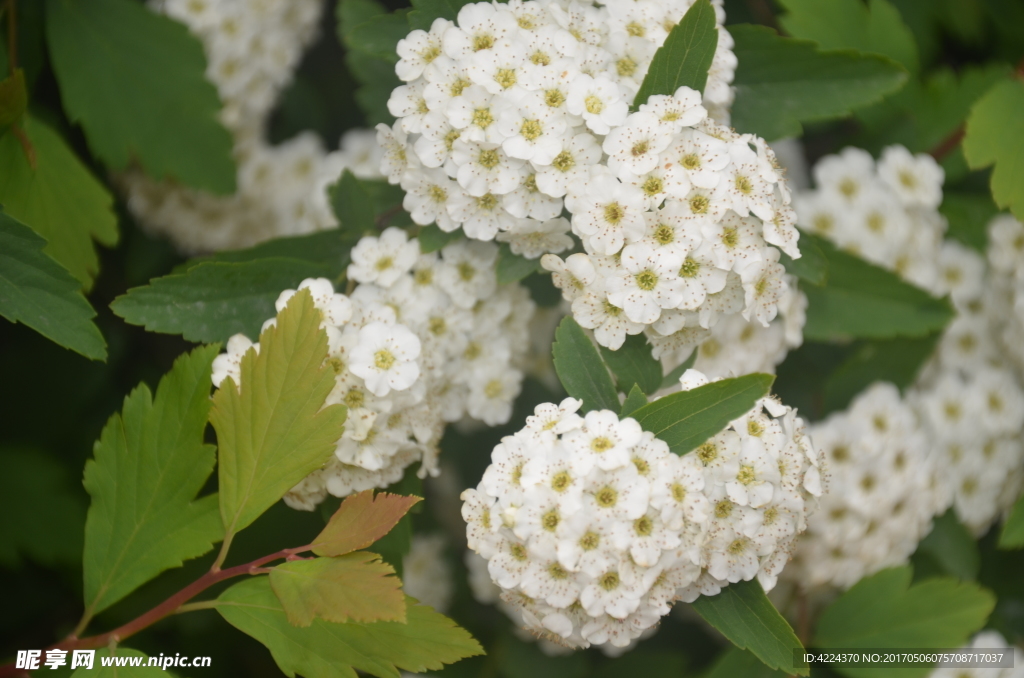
0,543,315,678
210,529,235,573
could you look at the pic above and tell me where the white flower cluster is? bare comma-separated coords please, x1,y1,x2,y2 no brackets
381,0,744,256
794,145,946,291
402,534,455,612
212,231,535,506
121,0,386,252
533,122,800,366
929,631,1024,678
785,383,946,590
786,147,1024,589
987,215,1024,371
461,372,823,649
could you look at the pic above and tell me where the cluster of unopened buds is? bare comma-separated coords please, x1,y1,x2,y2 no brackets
462,370,823,648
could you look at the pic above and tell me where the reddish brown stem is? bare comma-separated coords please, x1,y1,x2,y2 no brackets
0,544,314,678
375,204,405,230
929,126,965,161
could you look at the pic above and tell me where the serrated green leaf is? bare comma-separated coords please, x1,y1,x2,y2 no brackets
814,566,995,678
779,0,919,73
620,384,648,417
631,0,717,110
702,648,788,678
552,317,619,414
660,350,698,390
599,333,662,396
349,11,410,63
915,508,980,580
0,114,118,290
408,0,475,31
0,69,27,131
940,190,999,253
83,345,223,616
690,579,807,676
963,78,1024,221
111,258,332,345
46,0,235,193
821,333,940,415
0,446,86,569
210,289,349,538
270,552,406,627
999,494,1024,549
497,244,543,284
179,229,363,280
730,24,907,141
419,224,463,253
0,209,106,360
312,490,422,557
71,648,175,678
630,373,774,456
331,170,378,235
778,231,828,286
217,577,483,678
801,238,954,341
338,0,402,125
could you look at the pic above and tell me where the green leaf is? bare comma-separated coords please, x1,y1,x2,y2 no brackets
217,577,483,678
940,191,999,253
690,579,807,676
630,373,774,456
730,24,907,141
620,385,648,417
631,0,718,109
821,333,940,415
963,78,1024,221
270,552,406,627
779,0,919,73
0,209,107,360
71,647,175,677
552,317,620,414
419,224,463,253
497,244,543,284
660,350,698,390
496,630,590,678
180,229,363,280
349,11,410,63
999,494,1024,549
338,0,402,125
408,0,475,31
330,170,378,235
0,446,86,569
702,648,788,678
778,231,828,286
45,0,235,193
312,490,422,557
111,258,332,344
815,566,995,678
83,345,223,616
0,114,118,290
599,333,663,396
801,238,955,341
0,69,27,132
915,508,980,580
210,289,349,538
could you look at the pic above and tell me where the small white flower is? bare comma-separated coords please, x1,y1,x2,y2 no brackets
347,227,421,288
349,321,422,397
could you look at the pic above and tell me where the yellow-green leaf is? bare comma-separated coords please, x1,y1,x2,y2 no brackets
963,78,1024,221
217,577,483,678
312,490,422,557
83,345,223,616
210,288,348,538
270,552,406,627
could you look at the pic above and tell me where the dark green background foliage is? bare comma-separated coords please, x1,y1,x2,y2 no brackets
3,0,1024,675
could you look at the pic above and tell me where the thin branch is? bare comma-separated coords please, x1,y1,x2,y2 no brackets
0,542,316,678
929,126,965,161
